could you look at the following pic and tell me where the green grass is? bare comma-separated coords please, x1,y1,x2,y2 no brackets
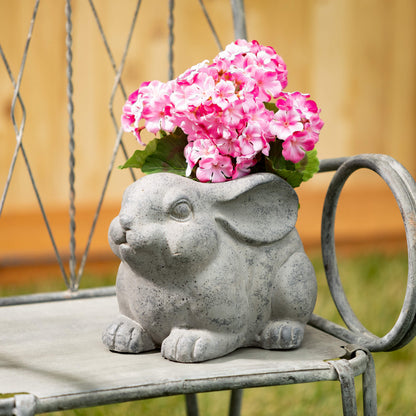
2,251,416,415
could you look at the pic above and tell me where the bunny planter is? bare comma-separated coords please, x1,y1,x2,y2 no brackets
103,172,317,363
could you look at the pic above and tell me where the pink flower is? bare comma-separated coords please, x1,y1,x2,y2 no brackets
270,109,303,140
232,157,257,180
196,155,234,182
170,83,202,112
238,124,267,158
309,114,324,135
222,100,246,128
246,67,283,101
211,79,237,109
216,39,254,61
242,99,274,137
255,49,275,67
142,97,175,134
184,138,219,176
121,90,146,144
121,39,323,183
139,80,171,103
190,72,217,106
177,59,209,84
133,80,176,134
121,111,137,133
282,131,316,163
213,132,240,157
284,92,318,119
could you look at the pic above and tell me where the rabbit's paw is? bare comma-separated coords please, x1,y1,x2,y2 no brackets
161,328,239,363
258,320,304,350
102,315,155,353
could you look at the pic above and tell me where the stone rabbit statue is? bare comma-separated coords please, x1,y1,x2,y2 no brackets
103,172,317,362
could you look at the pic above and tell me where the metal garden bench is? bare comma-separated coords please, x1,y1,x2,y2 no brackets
1,1,416,415
1,153,416,416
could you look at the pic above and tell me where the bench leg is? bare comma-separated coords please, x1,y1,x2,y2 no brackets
362,352,377,416
185,389,244,416
185,393,199,416
229,389,243,416
331,359,358,416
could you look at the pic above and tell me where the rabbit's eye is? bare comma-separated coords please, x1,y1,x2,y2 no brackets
170,199,193,222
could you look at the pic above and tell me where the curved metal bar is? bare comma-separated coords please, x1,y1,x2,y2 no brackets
318,157,349,173
308,314,378,347
198,0,223,51
230,0,247,40
168,0,175,80
66,0,77,289
321,154,416,352
76,0,142,284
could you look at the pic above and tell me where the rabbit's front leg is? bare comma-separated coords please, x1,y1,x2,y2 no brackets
161,328,243,362
102,315,156,353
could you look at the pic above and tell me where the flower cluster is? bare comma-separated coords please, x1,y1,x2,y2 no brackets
121,39,323,183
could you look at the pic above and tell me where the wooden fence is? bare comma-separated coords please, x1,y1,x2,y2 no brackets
0,0,415,283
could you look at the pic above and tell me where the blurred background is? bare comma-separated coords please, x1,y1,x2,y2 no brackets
1,2,416,415
0,0,415,285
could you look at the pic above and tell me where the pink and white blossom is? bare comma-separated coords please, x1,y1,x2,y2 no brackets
121,39,323,183
270,109,303,140
232,157,257,180
196,155,234,182
238,124,268,158
184,138,219,176
211,79,237,109
282,131,316,163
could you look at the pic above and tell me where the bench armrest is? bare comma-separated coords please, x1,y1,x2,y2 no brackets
312,154,416,352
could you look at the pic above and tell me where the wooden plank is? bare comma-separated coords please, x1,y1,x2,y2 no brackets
0,1,413,284
1,0,415,209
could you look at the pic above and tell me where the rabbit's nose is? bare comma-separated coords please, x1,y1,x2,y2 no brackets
119,213,134,231
109,217,126,243
112,226,127,245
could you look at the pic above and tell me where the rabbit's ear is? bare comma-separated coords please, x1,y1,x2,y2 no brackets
213,173,299,245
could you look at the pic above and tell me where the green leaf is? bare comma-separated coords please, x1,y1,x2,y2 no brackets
141,129,188,176
119,128,188,176
263,101,278,113
296,149,320,182
119,139,158,170
264,140,291,173
273,169,304,188
264,141,320,188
